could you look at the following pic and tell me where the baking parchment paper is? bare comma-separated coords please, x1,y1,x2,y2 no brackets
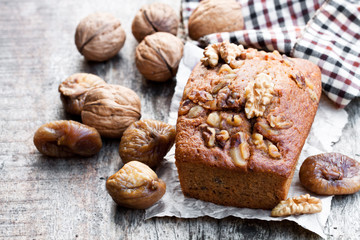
145,42,349,239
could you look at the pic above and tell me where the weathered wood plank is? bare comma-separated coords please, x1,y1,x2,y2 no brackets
0,0,359,239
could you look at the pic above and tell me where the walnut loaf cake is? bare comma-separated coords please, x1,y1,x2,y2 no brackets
175,42,322,209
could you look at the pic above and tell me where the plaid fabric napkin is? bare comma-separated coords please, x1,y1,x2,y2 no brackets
182,0,360,108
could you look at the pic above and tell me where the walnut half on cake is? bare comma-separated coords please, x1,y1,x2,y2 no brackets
175,42,321,209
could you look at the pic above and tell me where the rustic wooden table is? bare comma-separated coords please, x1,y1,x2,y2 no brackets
1,0,359,239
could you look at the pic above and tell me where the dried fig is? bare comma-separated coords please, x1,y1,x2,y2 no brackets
135,32,184,82
132,3,179,42
106,161,166,209
299,153,360,195
188,0,244,40
119,119,175,168
33,120,102,157
81,84,141,138
75,12,126,62
58,73,106,115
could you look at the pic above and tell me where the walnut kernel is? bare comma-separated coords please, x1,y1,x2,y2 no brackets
212,80,229,94
252,133,281,158
206,111,220,128
201,44,219,67
218,64,235,75
188,105,204,118
289,71,306,88
216,86,231,108
229,132,250,167
268,114,293,129
202,99,218,110
304,76,319,101
201,41,244,68
216,130,229,148
255,118,280,137
305,77,314,90
226,114,242,126
200,124,216,148
245,73,275,119
178,100,193,116
266,141,281,158
219,41,244,66
224,73,238,79
252,133,267,151
308,88,319,102
271,194,322,217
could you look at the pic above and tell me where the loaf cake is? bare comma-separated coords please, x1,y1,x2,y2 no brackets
175,42,322,209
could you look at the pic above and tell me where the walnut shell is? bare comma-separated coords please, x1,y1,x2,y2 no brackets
119,119,176,168
58,73,106,115
75,12,126,62
188,0,244,40
132,3,179,42
135,32,183,82
106,161,166,209
81,84,141,138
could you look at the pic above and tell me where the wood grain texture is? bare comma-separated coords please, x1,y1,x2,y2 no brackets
0,0,359,239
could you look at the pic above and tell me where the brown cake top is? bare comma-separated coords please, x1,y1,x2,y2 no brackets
176,42,322,178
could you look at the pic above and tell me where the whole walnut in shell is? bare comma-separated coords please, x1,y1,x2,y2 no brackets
132,3,179,42
188,0,244,40
58,73,106,115
75,12,126,62
135,32,184,82
106,161,166,209
119,119,176,168
81,84,141,138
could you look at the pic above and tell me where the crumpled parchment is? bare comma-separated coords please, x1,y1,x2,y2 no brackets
145,42,349,239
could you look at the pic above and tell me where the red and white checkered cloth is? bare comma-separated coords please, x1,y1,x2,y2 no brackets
182,0,360,108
